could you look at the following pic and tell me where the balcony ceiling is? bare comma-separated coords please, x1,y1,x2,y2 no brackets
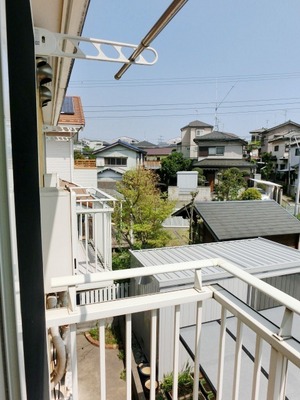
31,0,90,126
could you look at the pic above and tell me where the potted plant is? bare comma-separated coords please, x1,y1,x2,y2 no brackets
160,364,205,399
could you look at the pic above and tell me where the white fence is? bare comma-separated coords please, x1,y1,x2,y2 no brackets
78,282,130,305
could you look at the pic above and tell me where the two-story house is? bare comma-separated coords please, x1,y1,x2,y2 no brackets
177,120,214,159
252,120,300,154
192,130,254,191
94,140,146,184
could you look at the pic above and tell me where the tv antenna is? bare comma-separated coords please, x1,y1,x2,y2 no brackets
214,81,237,131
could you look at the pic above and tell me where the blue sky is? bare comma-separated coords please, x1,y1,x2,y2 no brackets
67,1,300,144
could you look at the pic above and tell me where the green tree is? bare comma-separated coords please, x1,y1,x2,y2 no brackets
159,152,192,186
113,168,175,249
239,187,262,200
214,168,247,201
260,152,275,180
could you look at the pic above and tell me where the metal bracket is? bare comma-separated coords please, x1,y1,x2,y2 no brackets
34,27,158,65
43,124,80,134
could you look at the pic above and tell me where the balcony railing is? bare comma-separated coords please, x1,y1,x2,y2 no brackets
74,159,97,169
69,187,116,273
46,258,300,400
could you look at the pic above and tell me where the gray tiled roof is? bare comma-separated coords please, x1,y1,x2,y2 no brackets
181,120,213,130
193,158,253,168
194,130,246,142
193,200,300,240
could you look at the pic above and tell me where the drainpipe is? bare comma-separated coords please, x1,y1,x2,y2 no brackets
47,295,67,387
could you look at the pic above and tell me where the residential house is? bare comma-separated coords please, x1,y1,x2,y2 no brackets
2,2,300,400
177,119,214,159
173,200,300,248
192,130,254,191
265,133,300,195
94,140,146,184
45,96,98,188
252,120,300,154
143,146,176,169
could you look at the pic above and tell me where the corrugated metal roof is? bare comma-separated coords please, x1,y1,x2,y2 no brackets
130,238,300,287
194,200,300,240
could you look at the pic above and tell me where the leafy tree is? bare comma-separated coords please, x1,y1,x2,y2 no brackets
74,146,96,160
159,152,192,186
113,168,175,249
260,152,275,180
214,168,247,201
239,187,262,200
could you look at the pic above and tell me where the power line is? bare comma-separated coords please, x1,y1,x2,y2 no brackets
82,97,300,109
85,106,300,119
69,71,300,88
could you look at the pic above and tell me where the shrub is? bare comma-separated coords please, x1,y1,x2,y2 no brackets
239,188,262,200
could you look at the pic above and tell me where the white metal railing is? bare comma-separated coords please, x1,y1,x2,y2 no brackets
46,258,300,400
69,187,116,273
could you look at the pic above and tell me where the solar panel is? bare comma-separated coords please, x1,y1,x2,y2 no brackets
61,97,74,114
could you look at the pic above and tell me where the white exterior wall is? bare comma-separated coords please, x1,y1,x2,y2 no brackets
223,143,244,158
95,145,143,174
168,186,211,201
272,141,287,168
73,168,97,188
197,142,244,160
40,188,73,293
181,126,213,159
46,139,72,182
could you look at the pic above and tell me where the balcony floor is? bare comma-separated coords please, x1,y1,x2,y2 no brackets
77,240,106,274
77,333,126,399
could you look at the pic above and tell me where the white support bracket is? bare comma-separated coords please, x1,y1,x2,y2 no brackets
43,124,80,134
34,27,158,66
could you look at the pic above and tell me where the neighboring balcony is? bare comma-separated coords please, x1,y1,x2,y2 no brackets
74,159,97,169
144,160,162,169
46,259,300,400
40,185,115,293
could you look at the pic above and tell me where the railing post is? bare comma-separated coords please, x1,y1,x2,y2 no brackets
251,335,262,400
172,305,181,400
99,319,106,400
267,347,288,400
70,324,78,400
232,319,243,400
216,306,227,400
150,309,158,400
193,301,203,400
125,314,132,399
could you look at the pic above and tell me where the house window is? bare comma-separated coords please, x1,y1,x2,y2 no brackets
208,146,224,156
104,157,127,166
196,129,204,137
199,146,208,156
274,145,279,151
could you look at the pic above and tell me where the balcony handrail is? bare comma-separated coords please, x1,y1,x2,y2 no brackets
51,257,300,316
69,186,117,203
46,257,300,400
51,258,218,288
